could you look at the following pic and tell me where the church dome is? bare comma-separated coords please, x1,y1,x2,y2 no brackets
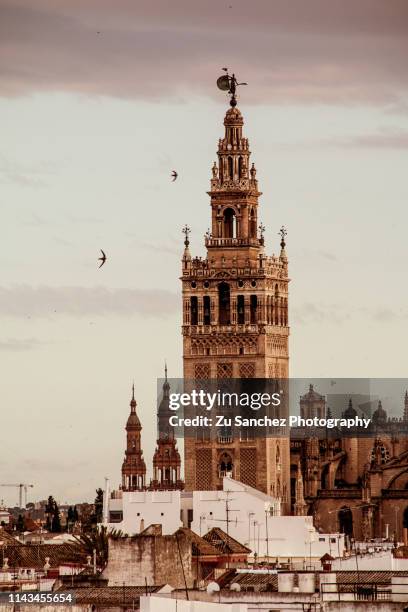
224,106,243,126
372,400,387,425
343,398,357,419
126,411,141,428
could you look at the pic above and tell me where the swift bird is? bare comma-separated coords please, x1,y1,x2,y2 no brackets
98,249,107,268
171,170,178,182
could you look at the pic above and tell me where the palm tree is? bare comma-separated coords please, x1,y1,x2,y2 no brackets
77,525,109,570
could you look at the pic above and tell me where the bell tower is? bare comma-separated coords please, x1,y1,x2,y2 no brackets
181,86,290,511
121,385,146,491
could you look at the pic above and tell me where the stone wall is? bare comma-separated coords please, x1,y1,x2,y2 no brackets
102,533,194,589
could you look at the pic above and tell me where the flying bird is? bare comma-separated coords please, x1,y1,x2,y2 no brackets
98,249,107,268
171,170,178,182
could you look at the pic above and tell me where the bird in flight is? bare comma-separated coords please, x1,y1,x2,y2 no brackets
98,249,107,268
171,170,178,182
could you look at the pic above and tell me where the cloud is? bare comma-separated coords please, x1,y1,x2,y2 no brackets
0,0,407,106
0,337,43,351
324,128,408,149
0,154,56,187
0,285,178,318
293,303,408,325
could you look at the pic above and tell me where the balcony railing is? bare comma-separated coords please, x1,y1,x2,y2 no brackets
218,435,233,444
205,237,261,248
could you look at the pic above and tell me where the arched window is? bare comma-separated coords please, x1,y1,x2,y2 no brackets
404,507,408,529
228,156,233,179
237,295,245,324
238,156,243,178
218,282,231,325
219,452,233,476
250,295,257,324
203,296,211,325
190,296,198,325
223,208,236,238
338,506,353,537
370,441,390,466
249,208,256,238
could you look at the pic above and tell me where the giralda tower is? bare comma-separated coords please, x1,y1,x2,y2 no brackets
181,80,290,512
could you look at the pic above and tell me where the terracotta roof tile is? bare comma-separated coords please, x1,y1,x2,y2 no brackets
174,528,219,557
203,528,251,555
2,543,88,569
61,586,161,604
0,530,22,547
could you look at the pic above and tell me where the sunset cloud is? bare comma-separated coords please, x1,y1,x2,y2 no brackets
0,0,407,106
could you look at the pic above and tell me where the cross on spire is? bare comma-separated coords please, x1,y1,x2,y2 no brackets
278,226,287,249
182,224,191,247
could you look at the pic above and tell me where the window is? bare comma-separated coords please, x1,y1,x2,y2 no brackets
237,295,245,324
238,156,243,178
330,537,336,544
250,295,257,324
319,537,325,542
109,511,123,523
228,156,233,179
218,282,231,325
203,296,211,325
190,296,198,325
223,207,236,238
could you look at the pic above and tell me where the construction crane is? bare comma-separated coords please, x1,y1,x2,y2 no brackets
0,484,34,509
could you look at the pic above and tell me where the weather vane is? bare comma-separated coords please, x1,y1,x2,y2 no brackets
217,68,247,107
182,224,191,247
278,226,287,248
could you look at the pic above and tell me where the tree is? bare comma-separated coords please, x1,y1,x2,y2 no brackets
77,525,109,570
51,501,62,533
45,496,62,533
94,489,104,524
16,514,25,533
66,506,74,532
73,506,79,522
45,496,55,531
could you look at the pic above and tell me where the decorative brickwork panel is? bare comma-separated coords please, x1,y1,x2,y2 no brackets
196,449,212,490
217,362,233,378
239,362,255,378
195,363,210,380
240,448,257,488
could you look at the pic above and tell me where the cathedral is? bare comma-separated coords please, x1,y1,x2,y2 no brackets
291,386,408,544
117,87,408,543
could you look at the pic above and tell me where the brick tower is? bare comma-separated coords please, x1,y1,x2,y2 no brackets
181,89,290,511
121,385,146,491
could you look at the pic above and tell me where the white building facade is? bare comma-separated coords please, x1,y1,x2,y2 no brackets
191,478,345,562
106,489,182,536
103,478,344,563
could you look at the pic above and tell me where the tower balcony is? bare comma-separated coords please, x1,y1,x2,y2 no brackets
205,236,261,248
183,323,259,335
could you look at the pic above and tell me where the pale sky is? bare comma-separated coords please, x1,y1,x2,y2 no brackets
0,0,407,507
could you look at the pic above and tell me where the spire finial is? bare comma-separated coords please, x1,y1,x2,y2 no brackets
165,361,168,381
182,224,190,248
130,383,136,411
278,226,287,249
216,68,247,107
